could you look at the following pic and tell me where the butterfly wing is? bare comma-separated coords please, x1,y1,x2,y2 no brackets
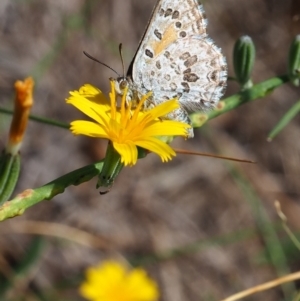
142,35,227,112
128,0,227,112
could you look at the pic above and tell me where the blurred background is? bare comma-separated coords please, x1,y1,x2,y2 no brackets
0,0,300,300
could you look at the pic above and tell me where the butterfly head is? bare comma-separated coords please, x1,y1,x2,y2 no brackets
114,76,129,94
111,76,136,104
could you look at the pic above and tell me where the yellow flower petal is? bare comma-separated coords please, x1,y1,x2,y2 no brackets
67,94,110,125
135,138,176,162
70,120,109,138
144,99,180,120
113,141,138,166
77,84,109,105
140,120,189,137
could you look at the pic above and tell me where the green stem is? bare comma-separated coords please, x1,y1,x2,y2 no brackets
0,153,21,204
0,161,104,221
268,99,300,140
0,108,69,129
190,75,289,128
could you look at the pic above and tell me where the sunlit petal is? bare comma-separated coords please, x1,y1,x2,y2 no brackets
113,141,138,166
135,138,176,162
143,99,180,120
70,120,108,138
139,120,189,137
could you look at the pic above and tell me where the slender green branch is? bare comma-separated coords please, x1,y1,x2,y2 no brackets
268,99,300,141
0,161,104,221
190,75,289,127
0,108,69,129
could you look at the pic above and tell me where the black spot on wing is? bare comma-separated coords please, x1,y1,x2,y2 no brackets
164,51,171,58
145,49,154,58
175,21,182,28
209,70,217,82
181,82,190,93
164,8,172,17
183,68,191,74
180,31,187,38
172,10,180,19
156,60,161,69
180,52,191,60
184,55,198,67
184,73,199,82
154,29,162,40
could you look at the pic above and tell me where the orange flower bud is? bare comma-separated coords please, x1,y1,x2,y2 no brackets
6,77,34,155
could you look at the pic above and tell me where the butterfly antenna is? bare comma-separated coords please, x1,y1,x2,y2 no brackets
174,148,256,164
83,51,120,76
119,43,126,78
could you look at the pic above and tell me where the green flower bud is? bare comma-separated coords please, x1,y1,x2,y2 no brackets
288,35,300,87
0,152,21,204
233,35,256,89
137,146,148,159
97,142,124,194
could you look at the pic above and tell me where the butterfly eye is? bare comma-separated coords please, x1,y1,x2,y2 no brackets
119,80,128,90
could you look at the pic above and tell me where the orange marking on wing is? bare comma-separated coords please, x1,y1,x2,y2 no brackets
150,25,177,57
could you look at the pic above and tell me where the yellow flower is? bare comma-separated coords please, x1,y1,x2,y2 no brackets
66,81,190,166
80,261,159,301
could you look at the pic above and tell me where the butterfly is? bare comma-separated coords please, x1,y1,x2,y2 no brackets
112,0,227,138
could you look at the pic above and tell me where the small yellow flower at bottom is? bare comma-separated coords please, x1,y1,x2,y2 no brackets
80,261,159,301
66,81,190,166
